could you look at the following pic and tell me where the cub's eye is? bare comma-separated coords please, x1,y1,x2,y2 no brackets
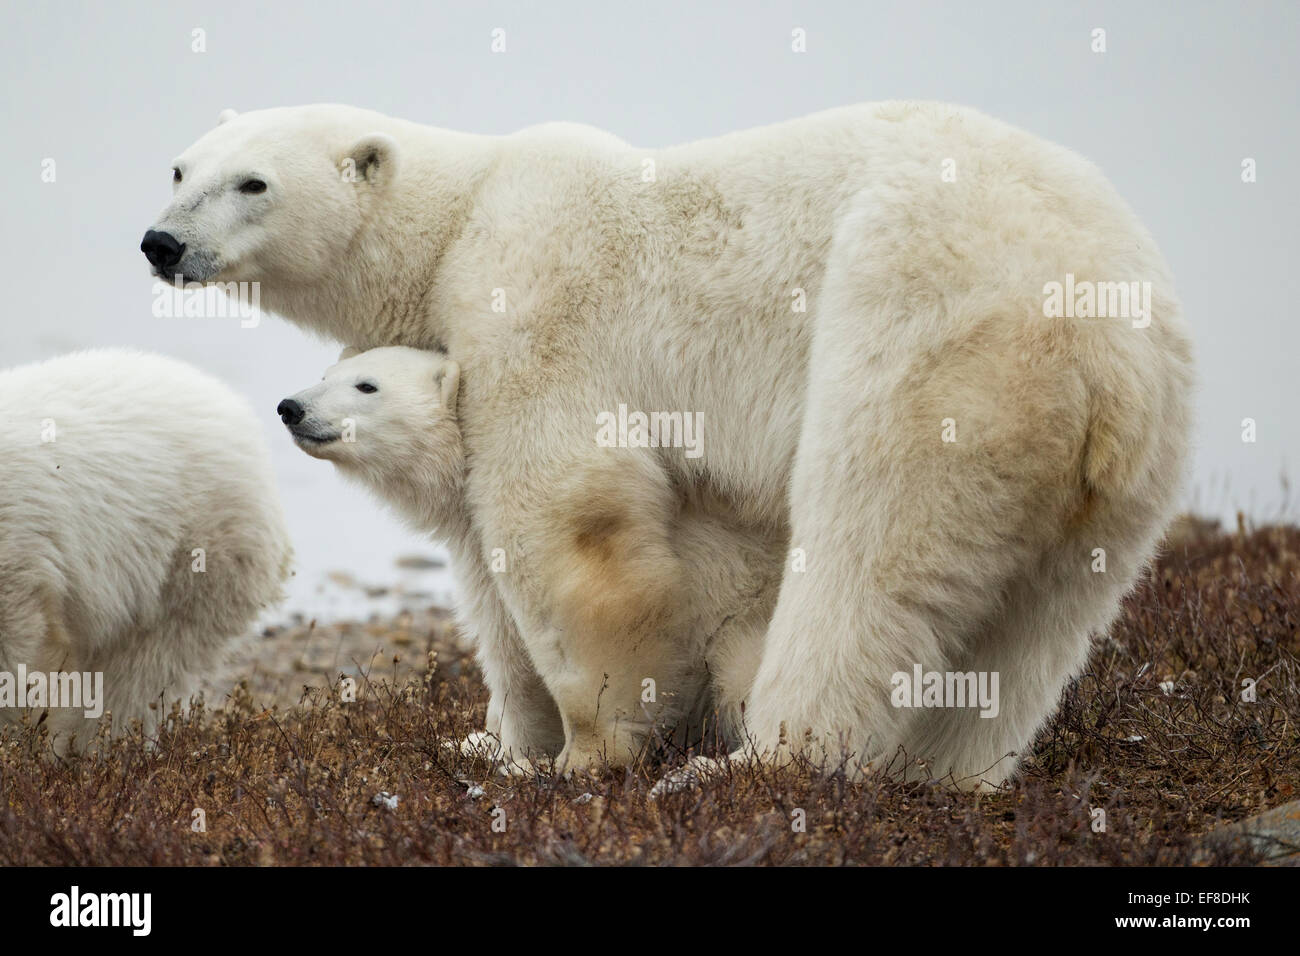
239,179,267,194
355,382,378,394
172,168,182,183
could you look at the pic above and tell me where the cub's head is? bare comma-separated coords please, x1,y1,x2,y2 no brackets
279,346,464,533
141,106,399,286
278,345,457,468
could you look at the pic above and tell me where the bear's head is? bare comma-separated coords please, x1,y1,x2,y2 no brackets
278,346,464,532
279,345,459,464
141,106,400,286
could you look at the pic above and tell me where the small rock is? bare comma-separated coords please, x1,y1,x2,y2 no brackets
396,554,446,570
1202,799,1300,864
327,571,357,590
371,792,400,810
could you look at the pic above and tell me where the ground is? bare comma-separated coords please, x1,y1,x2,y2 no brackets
1,518,1297,866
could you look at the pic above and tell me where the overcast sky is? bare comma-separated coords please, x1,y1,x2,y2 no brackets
2,1,1296,613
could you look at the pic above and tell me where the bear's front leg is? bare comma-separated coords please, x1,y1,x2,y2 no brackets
480,456,692,774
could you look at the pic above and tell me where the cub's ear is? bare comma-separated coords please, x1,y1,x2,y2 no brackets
435,361,460,416
217,108,239,125
343,133,400,187
337,346,361,362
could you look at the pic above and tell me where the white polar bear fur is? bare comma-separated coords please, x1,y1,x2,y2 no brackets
281,346,781,755
148,102,1194,787
0,349,292,752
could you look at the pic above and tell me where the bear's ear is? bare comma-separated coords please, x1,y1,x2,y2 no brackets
337,346,361,362
344,133,400,187
217,108,239,126
435,360,460,416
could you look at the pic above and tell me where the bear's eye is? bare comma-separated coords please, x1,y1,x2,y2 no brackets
172,168,182,183
355,382,378,394
239,179,268,194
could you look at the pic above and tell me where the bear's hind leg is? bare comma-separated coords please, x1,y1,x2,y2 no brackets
0,584,97,754
519,459,700,774
741,246,1097,779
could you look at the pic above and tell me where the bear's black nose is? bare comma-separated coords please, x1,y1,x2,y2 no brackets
140,229,185,270
277,399,304,426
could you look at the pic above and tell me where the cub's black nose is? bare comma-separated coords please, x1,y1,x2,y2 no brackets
140,229,185,270
277,399,304,426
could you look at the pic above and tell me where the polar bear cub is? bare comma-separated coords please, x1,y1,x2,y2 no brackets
0,349,293,753
280,346,783,757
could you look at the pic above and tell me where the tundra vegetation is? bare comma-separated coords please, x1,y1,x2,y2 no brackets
0,518,1295,866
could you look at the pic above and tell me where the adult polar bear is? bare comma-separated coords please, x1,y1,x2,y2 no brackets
143,102,1193,787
